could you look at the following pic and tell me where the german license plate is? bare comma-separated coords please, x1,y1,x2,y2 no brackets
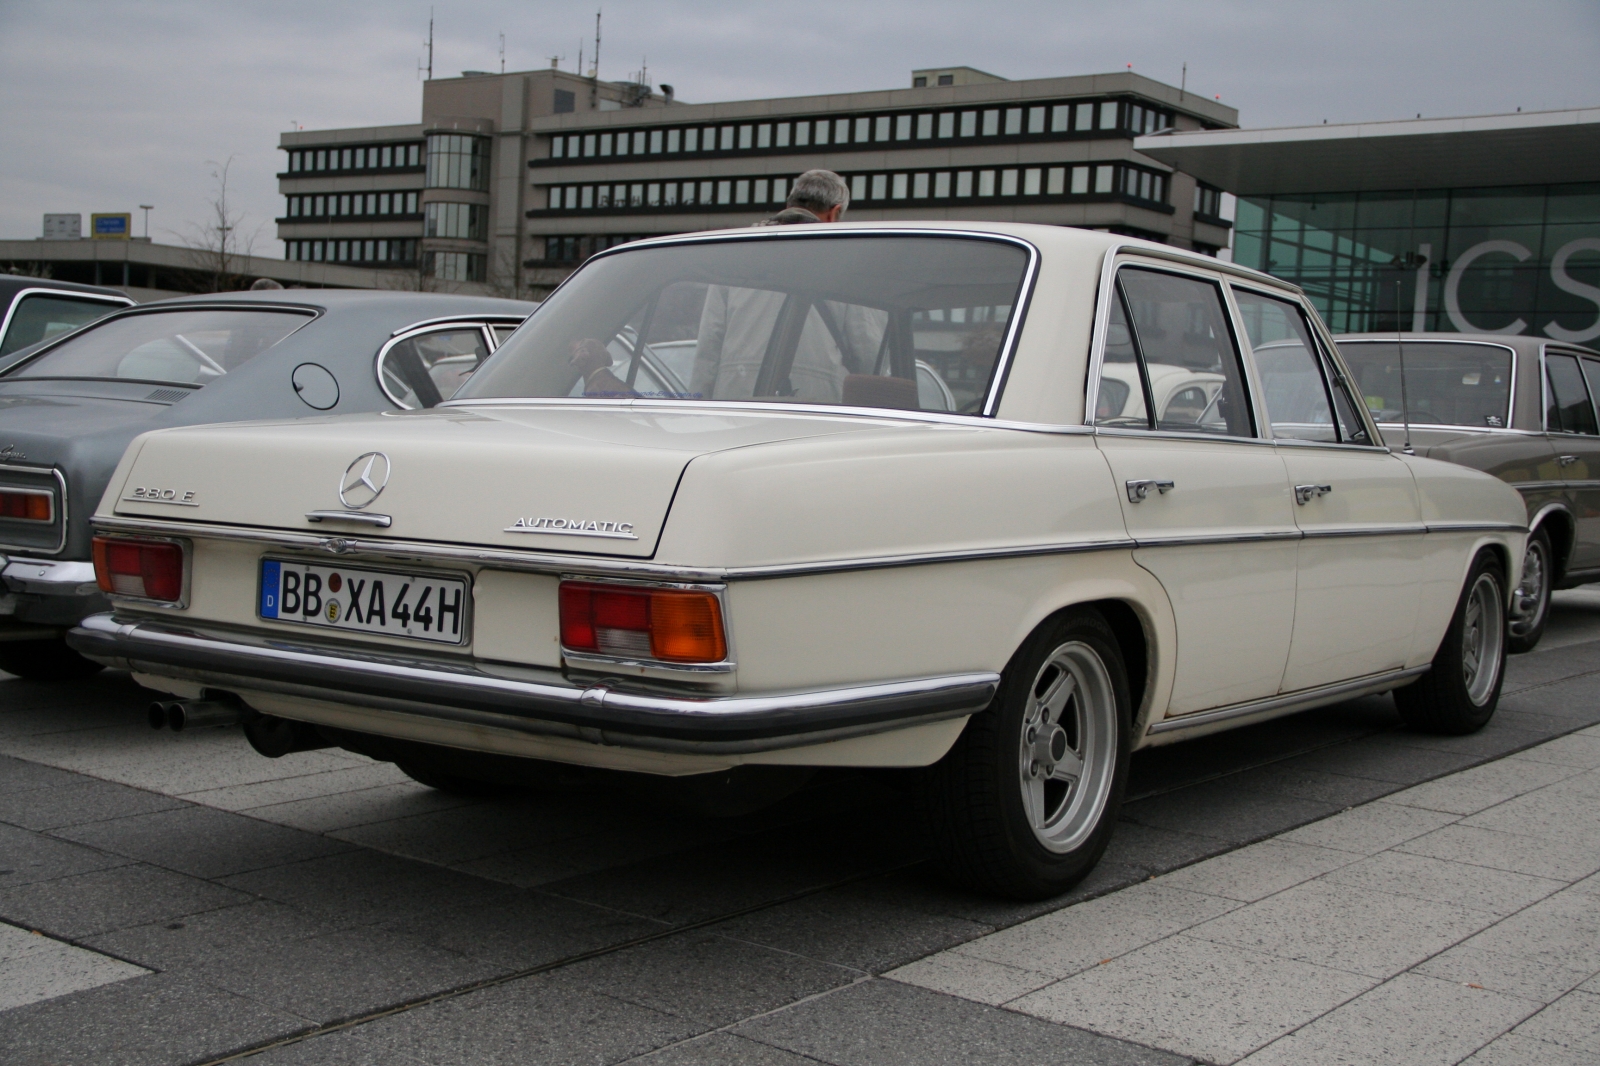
258,559,469,645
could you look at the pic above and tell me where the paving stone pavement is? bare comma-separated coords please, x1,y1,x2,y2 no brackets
3,593,1600,1064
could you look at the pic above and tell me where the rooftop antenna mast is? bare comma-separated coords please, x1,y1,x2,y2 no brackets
1395,277,1413,455
589,9,601,108
418,7,433,80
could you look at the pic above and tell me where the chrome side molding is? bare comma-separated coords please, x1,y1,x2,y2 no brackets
1145,665,1430,740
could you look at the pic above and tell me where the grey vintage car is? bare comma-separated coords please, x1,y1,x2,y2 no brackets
0,288,535,679
1336,332,1600,652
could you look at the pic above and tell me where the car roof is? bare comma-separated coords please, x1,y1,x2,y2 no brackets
1336,332,1598,356
616,220,1303,297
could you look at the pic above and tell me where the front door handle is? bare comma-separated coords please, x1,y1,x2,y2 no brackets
1294,483,1333,505
1126,479,1176,503
1559,454,1580,467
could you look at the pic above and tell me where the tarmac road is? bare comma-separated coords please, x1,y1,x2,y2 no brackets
4,591,1600,1065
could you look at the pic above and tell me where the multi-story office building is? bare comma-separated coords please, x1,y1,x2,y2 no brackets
278,66,1236,298
277,69,672,290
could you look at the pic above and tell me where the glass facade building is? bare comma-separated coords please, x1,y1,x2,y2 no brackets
1234,184,1600,343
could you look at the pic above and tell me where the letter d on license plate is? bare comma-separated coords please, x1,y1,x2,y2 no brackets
259,558,469,645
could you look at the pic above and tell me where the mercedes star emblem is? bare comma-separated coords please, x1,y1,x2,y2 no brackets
338,452,391,509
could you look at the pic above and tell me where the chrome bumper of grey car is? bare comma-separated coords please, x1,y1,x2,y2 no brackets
2,558,99,596
67,613,999,754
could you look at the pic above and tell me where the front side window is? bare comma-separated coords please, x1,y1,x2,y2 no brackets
0,295,127,356
456,235,1029,414
1337,341,1513,429
6,309,309,387
1097,267,1254,436
379,326,492,409
1546,351,1599,435
1234,289,1337,442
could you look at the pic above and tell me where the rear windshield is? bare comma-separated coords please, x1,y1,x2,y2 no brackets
453,235,1031,414
0,294,126,356
6,308,310,387
1337,341,1513,429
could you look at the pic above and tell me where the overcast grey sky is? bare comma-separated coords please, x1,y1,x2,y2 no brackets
2,0,1597,258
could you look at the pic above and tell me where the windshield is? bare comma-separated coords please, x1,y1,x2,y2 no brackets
6,308,310,387
454,234,1031,414
1337,341,1513,428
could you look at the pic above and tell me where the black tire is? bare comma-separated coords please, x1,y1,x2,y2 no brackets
1507,527,1552,654
1395,549,1507,735
923,607,1131,899
0,637,105,682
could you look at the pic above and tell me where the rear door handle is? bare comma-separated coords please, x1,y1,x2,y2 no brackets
1294,484,1333,505
1559,454,1580,466
1126,479,1175,503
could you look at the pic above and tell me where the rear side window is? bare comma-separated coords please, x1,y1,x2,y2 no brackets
7,309,309,386
1546,352,1599,435
1234,289,1367,444
379,326,492,409
0,294,127,356
1097,267,1254,437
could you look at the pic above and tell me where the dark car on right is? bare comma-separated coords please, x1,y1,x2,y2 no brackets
1335,332,1600,652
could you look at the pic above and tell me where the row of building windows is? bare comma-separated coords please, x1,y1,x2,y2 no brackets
425,202,488,240
284,191,421,220
1194,184,1224,220
286,143,423,174
537,233,649,264
544,98,1172,163
426,134,490,191
540,162,1170,213
286,238,418,263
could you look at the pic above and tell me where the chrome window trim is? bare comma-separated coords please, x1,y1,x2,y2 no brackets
1,301,321,378
1335,338,1517,436
1271,438,1392,454
442,395,1099,436
447,227,1041,421
1085,251,1268,439
0,287,134,353
376,319,508,410
0,463,68,554
90,514,1137,582
388,313,527,339
95,533,191,610
557,573,737,674
1092,425,1277,448
69,612,999,754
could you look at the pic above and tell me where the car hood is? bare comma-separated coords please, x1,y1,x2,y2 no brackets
106,404,889,557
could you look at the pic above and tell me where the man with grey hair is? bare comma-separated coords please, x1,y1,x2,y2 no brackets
756,168,850,226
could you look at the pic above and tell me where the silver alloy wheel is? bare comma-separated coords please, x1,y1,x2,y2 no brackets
1462,572,1506,706
1510,540,1548,635
1017,641,1118,853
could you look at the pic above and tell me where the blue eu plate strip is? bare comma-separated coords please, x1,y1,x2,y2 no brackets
260,560,281,618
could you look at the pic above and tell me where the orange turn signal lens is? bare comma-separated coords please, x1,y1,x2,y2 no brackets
559,582,727,664
92,536,185,602
0,489,53,523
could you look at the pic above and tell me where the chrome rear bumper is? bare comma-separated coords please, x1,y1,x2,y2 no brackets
68,613,998,754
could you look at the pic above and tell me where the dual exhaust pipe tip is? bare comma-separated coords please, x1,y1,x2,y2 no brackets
147,699,246,732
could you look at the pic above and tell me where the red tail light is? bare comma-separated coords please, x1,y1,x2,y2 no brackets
0,489,53,523
92,536,185,602
559,581,727,664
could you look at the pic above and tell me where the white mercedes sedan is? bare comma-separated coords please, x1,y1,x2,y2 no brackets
71,224,1525,898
